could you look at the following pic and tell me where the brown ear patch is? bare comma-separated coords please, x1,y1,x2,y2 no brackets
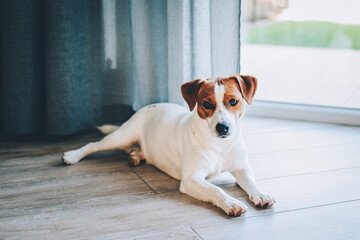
181,79,217,118
181,79,203,111
230,75,257,105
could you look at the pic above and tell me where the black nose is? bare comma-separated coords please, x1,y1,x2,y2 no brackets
216,123,229,136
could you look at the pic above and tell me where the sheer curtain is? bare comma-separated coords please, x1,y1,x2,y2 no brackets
0,0,241,135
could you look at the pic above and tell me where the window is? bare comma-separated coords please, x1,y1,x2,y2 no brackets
241,0,360,125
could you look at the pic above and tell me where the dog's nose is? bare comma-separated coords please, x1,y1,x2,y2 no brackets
216,123,229,136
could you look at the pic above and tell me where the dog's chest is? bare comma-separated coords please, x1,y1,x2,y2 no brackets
200,149,232,178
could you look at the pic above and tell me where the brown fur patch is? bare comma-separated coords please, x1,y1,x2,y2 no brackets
181,79,203,111
229,75,258,105
222,78,245,118
197,81,216,119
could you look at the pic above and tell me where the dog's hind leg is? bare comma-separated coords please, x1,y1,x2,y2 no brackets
62,120,139,165
128,145,146,167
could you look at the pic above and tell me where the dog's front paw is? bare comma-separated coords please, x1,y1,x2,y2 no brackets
62,150,83,165
221,197,248,216
249,191,276,209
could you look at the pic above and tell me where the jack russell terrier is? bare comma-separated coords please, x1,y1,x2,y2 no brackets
62,74,275,216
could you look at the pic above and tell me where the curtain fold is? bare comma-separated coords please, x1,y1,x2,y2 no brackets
44,0,103,135
0,0,241,135
1,0,44,135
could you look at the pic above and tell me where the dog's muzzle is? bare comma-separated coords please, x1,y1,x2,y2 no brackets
216,122,229,138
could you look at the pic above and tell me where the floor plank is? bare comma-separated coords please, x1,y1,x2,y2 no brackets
242,116,333,135
0,131,102,159
0,151,130,185
244,124,360,154
193,200,360,240
0,169,153,212
104,227,201,240
132,165,180,194
250,141,360,179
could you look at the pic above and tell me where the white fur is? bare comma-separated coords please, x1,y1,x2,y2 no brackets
63,85,275,216
97,125,119,134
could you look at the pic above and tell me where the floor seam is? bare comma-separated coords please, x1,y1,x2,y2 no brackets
190,226,204,240
131,169,157,194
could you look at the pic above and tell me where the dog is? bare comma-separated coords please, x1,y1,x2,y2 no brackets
62,74,275,216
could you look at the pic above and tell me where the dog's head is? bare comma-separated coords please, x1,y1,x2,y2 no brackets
181,75,257,138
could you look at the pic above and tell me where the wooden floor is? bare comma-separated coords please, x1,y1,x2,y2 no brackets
1,117,360,239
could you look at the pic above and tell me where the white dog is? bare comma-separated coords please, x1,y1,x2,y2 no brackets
62,75,275,216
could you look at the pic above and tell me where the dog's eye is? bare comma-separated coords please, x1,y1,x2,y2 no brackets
229,99,239,106
202,101,215,110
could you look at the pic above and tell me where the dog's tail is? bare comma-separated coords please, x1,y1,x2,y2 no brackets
97,125,120,135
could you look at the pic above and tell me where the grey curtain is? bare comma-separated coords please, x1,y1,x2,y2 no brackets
0,0,241,135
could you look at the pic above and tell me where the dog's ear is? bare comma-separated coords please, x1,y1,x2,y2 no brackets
181,79,203,111
230,75,257,105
